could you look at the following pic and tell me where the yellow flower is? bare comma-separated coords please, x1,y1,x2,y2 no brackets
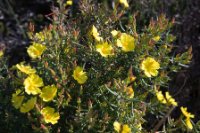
117,33,135,52
35,32,45,42
113,121,131,133
16,63,36,75
66,0,73,6
119,0,129,8
185,118,193,130
111,30,120,37
181,107,194,130
140,57,160,77
156,91,167,104
122,124,131,133
27,43,46,59
72,66,88,84
91,25,103,42
165,92,178,106
125,87,134,98
40,85,57,102
24,74,44,95
181,107,194,118
64,47,70,54
20,97,37,113
152,36,161,42
129,75,136,82
12,89,24,109
136,123,142,131
113,121,121,132
41,106,60,124
96,42,114,57
156,90,178,106
0,50,3,57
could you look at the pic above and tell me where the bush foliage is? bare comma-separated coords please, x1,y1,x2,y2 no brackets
0,0,198,132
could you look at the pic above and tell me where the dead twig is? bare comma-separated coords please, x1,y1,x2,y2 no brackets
152,107,175,132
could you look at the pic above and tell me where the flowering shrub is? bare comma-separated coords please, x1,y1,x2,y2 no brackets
0,0,198,132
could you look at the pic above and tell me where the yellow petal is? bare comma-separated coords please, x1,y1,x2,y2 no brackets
24,74,44,95
125,87,134,98
35,32,45,42
149,69,159,77
20,97,37,113
27,43,46,59
16,63,36,75
116,33,135,52
122,124,131,133
152,36,161,42
91,25,103,42
165,92,178,106
119,0,129,8
181,107,195,118
66,0,73,6
111,30,119,37
113,121,121,132
141,57,160,77
185,118,193,130
156,91,167,104
72,66,88,84
144,71,152,78
96,42,114,57
0,50,4,57
41,106,60,124
40,85,57,102
12,89,24,109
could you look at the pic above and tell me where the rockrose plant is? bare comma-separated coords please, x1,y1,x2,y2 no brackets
0,0,198,132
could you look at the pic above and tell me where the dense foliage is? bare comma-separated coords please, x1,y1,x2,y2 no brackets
0,0,199,132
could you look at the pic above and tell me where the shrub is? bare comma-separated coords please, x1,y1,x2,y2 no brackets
0,0,197,132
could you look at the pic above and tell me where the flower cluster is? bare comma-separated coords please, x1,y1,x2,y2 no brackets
92,26,136,58
155,87,195,129
12,39,89,124
12,46,60,124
